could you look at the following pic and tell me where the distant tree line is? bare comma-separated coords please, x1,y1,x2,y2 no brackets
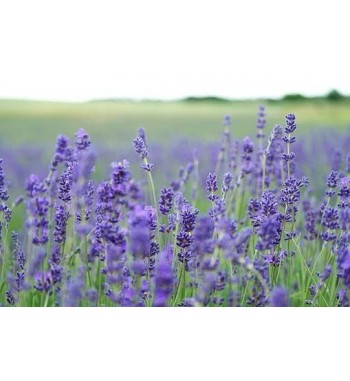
281,89,346,102
183,96,231,103
181,90,348,103
88,90,348,104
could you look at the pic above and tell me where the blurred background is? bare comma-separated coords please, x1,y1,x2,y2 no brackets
0,0,349,185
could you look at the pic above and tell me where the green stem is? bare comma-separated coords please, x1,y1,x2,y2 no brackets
172,263,185,306
291,238,329,306
43,292,50,307
144,158,158,210
287,133,291,179
262,154,267,194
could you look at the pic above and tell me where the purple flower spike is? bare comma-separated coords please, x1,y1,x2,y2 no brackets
222,115,231,127
285,113,297,134
337,246,350,290
141,162,154,172
110,160,131,197
256,105,266,140
0,159,9,201
153,247,173,307
34,272,53,293
75,129,91,151
222,172,233,193
206,173,218,200
133,137,148,159
271,287,289,307
51,135,70,169
327,170,339,189
206,173,218,193
54,204,69,244
159,187,174,215
241,136,254,174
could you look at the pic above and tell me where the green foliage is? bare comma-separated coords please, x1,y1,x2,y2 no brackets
282,93,307,102
182,96,231,103
326,89,344,101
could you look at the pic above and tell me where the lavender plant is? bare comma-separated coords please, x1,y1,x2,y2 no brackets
0,107,350,307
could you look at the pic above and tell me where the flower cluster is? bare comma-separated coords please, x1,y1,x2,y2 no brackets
0,109,350,308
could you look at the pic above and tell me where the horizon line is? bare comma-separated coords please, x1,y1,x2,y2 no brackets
0,90,347,104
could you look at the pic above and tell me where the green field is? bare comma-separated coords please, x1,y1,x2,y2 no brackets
1,99,349,148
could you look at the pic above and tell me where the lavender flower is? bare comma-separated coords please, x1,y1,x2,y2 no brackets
337,289,349,307
222,172,233,194
327,170,339,189
318,265,332,283
133,137,148,159
271,287,289,307
256,216,281,251
176,230,193,249
54,204,69,244
180,204,199,233
75,129,91,151
222,115,231,127
6,290,16,305
141,162,154,172
209,198,226,223
153,247,173,307
58,165,73,202
282,114,298,177
64,266,85,307
51,135,70,170
304,208,318,240
12,232,26,271
25,176,50,246
256,105,266,141
110,160,131,197
337,246,350,288
321,207,339,242
206,173,218,193
158,187,174,215
241,137,254,174
0,159,9,201
138,127,147,146
280,177,307,206
34,272,53,293
284,113,297,134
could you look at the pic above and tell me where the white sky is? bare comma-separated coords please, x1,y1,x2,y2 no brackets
0,0,349,102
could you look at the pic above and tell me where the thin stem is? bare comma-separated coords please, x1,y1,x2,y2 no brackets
291,238,329,306
262,153,267,194
287,133,291,179
43,292,50,307
0,225,9,286
172,263,185,306
143,158,158,210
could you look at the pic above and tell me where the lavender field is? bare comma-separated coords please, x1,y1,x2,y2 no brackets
0,102,350,307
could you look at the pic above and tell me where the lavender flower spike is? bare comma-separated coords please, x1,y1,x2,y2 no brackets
271,287,289,307
153,247,173,307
